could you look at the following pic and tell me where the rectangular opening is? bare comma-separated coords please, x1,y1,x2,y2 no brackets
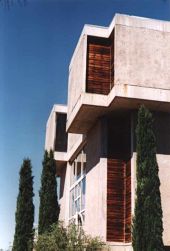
57,163,66,199
55,113,68,152
69,147,87,225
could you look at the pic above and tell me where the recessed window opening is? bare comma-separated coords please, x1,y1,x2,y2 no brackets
69,148,86,225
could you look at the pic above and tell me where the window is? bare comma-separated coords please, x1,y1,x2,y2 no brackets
69,148,86,225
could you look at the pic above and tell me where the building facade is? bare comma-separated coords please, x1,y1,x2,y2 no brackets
45,14,170,251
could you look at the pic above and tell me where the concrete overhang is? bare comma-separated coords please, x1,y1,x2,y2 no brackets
66,85,170,134
54,151,67,176
69,13,170,71
67,14,170,134
46,104,67,127
45,104,68,152
54,151,68,163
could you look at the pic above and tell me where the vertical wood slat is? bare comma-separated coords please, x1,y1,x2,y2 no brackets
86,33,115,95
86,39,111,95
125,160,131,242
107,158,131,243
107,159,125,242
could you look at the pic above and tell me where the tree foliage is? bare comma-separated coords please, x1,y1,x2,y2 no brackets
12,159,34,251
38,150,60,235
35,222,107,251
132,105,164,251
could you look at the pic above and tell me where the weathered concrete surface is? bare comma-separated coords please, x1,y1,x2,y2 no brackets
115,24,170,89
84,158,107,240
58,163,71,226
66,85,170,134
158,155,170,245
45,104,67,151
66,14,170,134
84,121,107,240
67,35,87,120
108,243,132,251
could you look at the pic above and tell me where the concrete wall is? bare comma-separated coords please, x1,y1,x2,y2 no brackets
158,154,170,246
85,158,107,240
45,108,56,151
58,163,71,226
108,244,132,251
67,133,83,153
45,105,67,152
60,120,107,240
84,121,107,240
67,35,87,121
115,24,170,90
132,112,170,246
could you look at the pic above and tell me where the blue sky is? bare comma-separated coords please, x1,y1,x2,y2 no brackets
0,0,170,249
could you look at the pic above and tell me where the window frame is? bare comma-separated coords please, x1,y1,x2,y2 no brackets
69,148,86,223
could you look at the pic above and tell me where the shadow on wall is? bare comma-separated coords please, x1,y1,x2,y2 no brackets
133,111,170,155
85,110,170,173
154,112,170,155
86,112,132,174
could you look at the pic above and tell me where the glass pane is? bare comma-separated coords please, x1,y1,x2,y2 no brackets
69,147,87,218
82,151,86,175
77,183,80,196
77,162,81,180
81,177,86,210
72,189,75,216
75,185,78,198
69,191,72,217
70,163,76,186
70,189,75,217
75,183,80,198
73,163,76,183
78,198,80,212
75,198,80,212
82,162,86,175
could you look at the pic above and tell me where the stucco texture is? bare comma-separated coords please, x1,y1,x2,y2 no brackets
115,24,170,90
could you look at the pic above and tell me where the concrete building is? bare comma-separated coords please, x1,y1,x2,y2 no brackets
45,14,170,251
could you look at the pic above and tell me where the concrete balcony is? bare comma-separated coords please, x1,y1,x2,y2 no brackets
45,104,68,168
66,14,170,134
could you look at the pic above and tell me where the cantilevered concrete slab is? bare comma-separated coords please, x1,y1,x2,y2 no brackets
45,104,85,164
66,14,170,134
67,84,170,133
45,104,68,166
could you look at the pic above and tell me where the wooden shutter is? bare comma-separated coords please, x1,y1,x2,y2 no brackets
107,158,131,242
86,36,111,95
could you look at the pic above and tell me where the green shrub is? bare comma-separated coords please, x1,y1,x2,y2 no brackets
34,222,108,251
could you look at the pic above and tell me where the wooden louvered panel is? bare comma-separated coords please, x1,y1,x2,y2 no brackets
86,38,111,95
107,158,131,243
107,159,125,242
125,160,131,242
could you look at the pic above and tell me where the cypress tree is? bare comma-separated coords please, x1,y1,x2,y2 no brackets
12,159,34,251
38,150,60,235
132,105,164,251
